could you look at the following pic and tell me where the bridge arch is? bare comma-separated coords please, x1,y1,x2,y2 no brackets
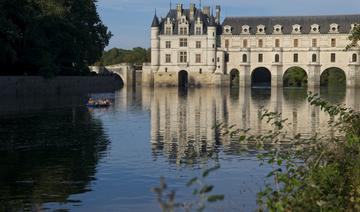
283,66,308,87
251,67,271,88
320,67,346,87
178,70,189,88
230,69,240,87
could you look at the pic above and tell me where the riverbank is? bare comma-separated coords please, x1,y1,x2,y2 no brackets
0,76,123,96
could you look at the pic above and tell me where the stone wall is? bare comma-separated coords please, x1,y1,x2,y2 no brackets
0,76,123,96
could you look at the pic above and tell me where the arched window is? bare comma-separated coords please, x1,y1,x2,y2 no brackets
275,54,280,62
352,53,358,62
312,54,317,62
242,54,247,63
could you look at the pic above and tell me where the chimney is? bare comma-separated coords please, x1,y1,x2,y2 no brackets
216,5,221,24
203,6,210,17
190,3,196,20
176,4,183,19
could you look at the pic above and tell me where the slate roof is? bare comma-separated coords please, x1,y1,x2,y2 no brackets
157,9,219,35
151,14,160,27
222,14,360,35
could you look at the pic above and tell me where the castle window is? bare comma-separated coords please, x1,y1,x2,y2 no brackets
275,54,280,63
225,39,229,48
242,54,247,63
196,54,201,63
217,57,220,62
275,39,280,48
312,54,317,62
294,53,299,62
273,24,283,34
353,54,358,62
312,39,317,47
179,51,187,63
257,25,266,34
294,39,299,47
165,54,171,63
165,27,172,35
329,23,339,33
223,25,232,35
243,39,248,48
258,54,263,62
196,41,201,48
179,38,187,47
179,27,188,35
331,38,336,47
292,24,301,34
195,27,202,35
258,39,263,48
225,53,229,62
311,24,320,33
166,41,171,48
242,25,250,34
331,53,336,62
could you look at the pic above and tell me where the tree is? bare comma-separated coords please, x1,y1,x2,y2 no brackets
347,25,360,50
0,0,111,77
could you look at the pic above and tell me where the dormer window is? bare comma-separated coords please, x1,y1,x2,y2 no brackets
257,25,266,34
292,24,301,34
273,24,283,34
242,25,250,34
164,18,173,35
178,15,189,35
329,23,339,33
311,24,320,33
223,25,232,35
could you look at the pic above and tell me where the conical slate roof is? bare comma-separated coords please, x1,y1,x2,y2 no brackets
151,14,160,27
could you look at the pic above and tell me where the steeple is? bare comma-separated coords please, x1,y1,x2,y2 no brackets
151,12,160,27
208,15,216,27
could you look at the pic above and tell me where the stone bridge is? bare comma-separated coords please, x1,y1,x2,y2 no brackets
90,64,138,86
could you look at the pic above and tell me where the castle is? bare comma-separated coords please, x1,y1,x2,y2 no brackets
142,3,360,88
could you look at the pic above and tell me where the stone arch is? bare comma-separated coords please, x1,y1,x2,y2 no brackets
283,66,308,87
178,70,189,88
112,73,125,88
251,67,271,88
230,69,240,87
320,67,346,87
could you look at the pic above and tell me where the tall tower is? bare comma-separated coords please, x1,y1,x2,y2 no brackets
151,12,160,72
207,15,217,72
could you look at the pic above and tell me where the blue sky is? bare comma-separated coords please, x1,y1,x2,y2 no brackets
97,0,360,49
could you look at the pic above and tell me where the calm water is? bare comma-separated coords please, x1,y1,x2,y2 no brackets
0,87,359,211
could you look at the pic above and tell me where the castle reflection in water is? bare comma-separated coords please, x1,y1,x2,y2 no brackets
116,87,360,165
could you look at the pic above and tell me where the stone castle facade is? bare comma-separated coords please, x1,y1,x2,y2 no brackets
142,3,360,88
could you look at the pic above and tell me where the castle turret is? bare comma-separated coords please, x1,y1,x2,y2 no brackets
151,13,160,71
207,15,217,72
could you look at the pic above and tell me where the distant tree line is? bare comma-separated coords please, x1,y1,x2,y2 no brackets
95,48,151,66
0,0,111,77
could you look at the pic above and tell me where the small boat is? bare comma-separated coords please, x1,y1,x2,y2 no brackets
87,98,112,108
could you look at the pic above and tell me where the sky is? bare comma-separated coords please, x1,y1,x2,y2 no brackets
97,0,360,49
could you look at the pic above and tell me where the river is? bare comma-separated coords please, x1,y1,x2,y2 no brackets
0,86,358,211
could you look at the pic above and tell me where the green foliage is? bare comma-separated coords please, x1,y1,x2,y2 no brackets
0,0,111,77
211,93,360,211
152,166,224,212
95,47,151,66
283,67,308,87
347,25,360,50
